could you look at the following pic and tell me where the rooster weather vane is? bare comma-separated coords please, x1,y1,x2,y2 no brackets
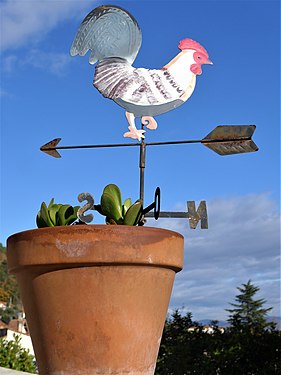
70,4,213,141
41,4,259,229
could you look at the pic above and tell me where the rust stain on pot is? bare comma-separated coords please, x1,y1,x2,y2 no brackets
55,239,94,257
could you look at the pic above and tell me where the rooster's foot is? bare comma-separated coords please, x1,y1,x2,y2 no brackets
141,116,158,130
123,126,145,141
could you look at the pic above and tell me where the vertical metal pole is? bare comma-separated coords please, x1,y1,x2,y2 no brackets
139,125,146,203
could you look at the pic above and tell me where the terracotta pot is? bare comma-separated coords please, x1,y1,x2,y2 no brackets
7,225,184,375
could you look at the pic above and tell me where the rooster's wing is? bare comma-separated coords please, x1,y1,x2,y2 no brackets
94,58,185,106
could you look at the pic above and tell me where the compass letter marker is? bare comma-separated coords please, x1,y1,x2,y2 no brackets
187,201,208,229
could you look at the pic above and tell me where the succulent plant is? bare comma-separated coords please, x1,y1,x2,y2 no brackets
95,184,143,226
36,198,80,228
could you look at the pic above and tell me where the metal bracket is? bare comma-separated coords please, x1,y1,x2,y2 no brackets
143,188,208,229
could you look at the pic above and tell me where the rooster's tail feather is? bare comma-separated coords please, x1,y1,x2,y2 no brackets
70,5,142,65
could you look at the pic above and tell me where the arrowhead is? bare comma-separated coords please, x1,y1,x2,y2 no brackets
40,138,62,158
202,125,258,155
203,125,256,141
203,139,259,156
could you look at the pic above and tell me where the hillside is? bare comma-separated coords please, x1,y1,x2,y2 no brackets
0,244,21,323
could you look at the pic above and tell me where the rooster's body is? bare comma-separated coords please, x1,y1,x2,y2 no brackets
71,5,212,140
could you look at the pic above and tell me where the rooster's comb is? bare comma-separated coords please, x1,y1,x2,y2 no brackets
178,38,208,56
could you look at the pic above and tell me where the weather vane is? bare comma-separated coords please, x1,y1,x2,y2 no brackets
69,5,213,141
40,4,259,229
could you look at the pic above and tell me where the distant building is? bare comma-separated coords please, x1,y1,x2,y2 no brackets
0,301,7,311
187,325,225,334
5,313,34,356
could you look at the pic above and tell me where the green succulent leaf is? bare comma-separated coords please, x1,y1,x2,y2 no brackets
48,198,55,209
105,217,118,225
123,200,143,226
36,199,80,227
57,205,72,226
49,204,61,225
36,211,48,228
101,184,123,223
40,202,54,227
123,198,132,216
64,206,80,225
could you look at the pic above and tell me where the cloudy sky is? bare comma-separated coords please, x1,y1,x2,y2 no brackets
1,0,280,321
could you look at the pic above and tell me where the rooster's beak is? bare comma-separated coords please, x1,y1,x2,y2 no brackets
205,58,213,65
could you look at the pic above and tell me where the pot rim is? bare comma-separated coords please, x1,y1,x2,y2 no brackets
7,225,184,275
7,224,184,242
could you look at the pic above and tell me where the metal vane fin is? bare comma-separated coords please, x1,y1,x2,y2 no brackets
40,138,62,158
202,125,258,155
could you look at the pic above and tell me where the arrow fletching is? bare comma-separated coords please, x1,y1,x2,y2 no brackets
202,125,258,156
40,138,62,158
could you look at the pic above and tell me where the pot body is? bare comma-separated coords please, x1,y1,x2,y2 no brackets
7,225,184,375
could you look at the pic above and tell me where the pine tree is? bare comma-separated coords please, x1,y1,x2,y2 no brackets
226,280,276,334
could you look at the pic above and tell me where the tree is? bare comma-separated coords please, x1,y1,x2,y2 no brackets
156,282,281,374
0,244,22,323
155,309,220,374
0,334,37,373
226,279,276,334
219,280,281,374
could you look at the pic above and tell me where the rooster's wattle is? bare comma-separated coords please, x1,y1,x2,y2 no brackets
70,5,212,140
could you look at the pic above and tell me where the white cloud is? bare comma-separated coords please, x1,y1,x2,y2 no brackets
1,0,94,75
148,193,280,321
2,49,73,76
24,49,71,75
0,0,92,51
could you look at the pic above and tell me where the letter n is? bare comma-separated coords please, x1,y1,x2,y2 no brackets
187,201,208,229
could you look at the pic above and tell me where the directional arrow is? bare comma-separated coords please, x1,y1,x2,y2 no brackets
40,138,62,158
40,125,259,206
202,125,258,155
40,125,258,158
40,138,141,158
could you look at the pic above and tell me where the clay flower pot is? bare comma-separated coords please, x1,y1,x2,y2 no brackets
7,225,184,375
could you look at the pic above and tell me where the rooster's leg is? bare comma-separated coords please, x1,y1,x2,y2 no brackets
123,112,145,141
141,116,158,130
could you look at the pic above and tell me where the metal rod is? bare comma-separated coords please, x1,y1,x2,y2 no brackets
41,137,252,152
145,138,251,147
145,211,189,218
52,142,139,150
139,125,146,202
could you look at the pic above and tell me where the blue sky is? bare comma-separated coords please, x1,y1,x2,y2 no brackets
0,0,280,321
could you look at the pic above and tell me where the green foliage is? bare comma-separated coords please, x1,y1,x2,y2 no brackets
0,244,21,323
212,329,281,375
156,309,216,374
156,282,281,374
96,184,143,225
36,198,80,228
0,335,37,373
226,279,276,334
156,310,281,375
